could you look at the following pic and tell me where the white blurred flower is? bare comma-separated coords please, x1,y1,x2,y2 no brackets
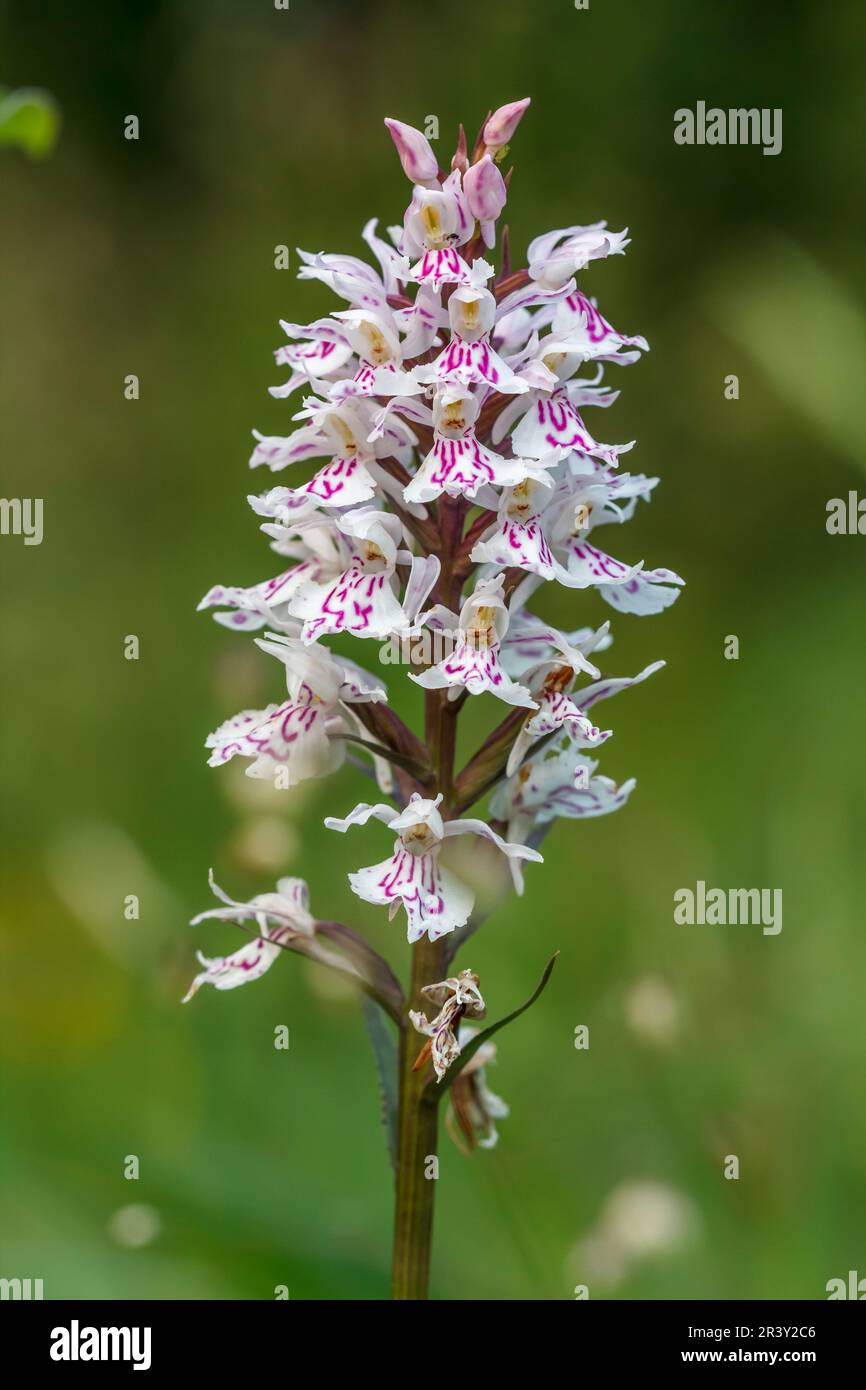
569,1180,699,1288
108,1204,161,1249
623,975,681,1048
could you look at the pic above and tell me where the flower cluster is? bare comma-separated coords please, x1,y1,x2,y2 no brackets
188,98,681,1102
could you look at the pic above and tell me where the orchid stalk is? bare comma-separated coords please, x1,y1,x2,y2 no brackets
185,98,683,1301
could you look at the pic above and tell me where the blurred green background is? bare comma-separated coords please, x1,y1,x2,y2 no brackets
2,0,866,1300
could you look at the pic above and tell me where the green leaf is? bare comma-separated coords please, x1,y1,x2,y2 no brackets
453,709,524,813
0,87,61,158
362,997,399,1174
436,951,560,1095
315,919,405,1024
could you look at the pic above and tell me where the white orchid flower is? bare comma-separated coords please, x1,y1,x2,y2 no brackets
206,633,385,785
506,630,609,776
490,741,636,891
404,389,536,504
527,222,631,290
411,574,537,708
325,793,542,942
286,507,439,643
184,872,315,1001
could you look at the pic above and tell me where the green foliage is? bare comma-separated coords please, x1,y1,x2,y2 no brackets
0,86,60,158
362,998,399,1172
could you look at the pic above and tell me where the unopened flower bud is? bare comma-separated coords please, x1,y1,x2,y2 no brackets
384,117,439,184
483,97,530,153
463,154,507,223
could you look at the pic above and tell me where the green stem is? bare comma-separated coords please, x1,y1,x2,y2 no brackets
391,680,458,1299
391,932,446,1299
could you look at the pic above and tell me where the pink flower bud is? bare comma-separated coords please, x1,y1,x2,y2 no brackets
483,97,531,152
384,118,439,184
463,154,507,223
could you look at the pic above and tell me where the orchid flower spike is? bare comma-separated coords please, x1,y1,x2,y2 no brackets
193,97,681,1206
